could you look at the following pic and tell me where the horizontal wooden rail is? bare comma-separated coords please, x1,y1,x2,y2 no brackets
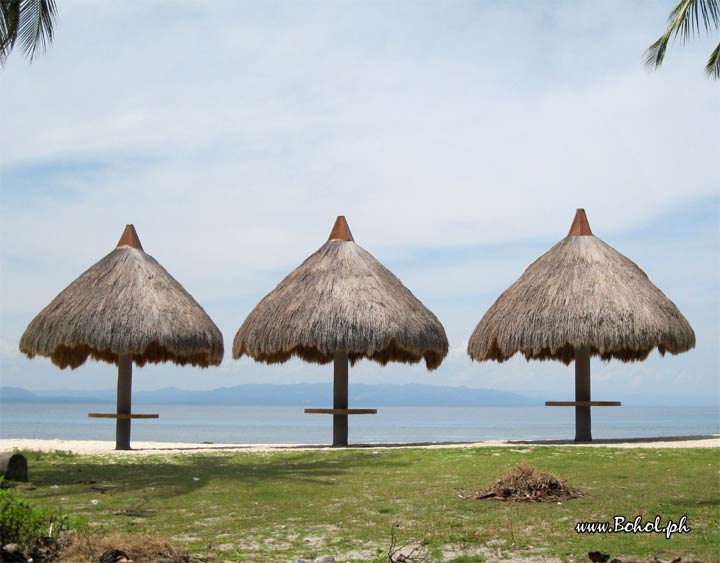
88,413,160,419
304,408,377,415
545,401,621,407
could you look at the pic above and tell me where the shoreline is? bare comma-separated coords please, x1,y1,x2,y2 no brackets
1,435,718,455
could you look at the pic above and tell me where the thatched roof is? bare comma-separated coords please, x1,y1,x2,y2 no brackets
233,216,448,370
20,225,224,369
467,209,695,365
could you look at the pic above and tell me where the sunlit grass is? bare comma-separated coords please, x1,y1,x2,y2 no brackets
14,446,719,562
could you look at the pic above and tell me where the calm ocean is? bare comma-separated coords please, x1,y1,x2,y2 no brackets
0,403,717,444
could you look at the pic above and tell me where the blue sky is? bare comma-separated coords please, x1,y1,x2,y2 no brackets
0,1,718,405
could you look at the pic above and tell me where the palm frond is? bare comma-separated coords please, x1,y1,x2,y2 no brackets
0,0,21,66
646,0,720,77
667,0,719,42
667,0,697,42
706,41,720,78
700,0,720,32
644,32,671,70
17,0,57,61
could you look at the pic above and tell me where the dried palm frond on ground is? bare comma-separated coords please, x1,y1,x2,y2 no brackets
464,462,582,502
55,533,188,563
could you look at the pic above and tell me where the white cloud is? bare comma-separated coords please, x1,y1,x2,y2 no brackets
0,338,20,361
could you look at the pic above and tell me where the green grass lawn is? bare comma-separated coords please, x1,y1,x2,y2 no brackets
12,446,720,562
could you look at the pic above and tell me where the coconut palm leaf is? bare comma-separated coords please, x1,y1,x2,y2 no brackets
0,0,20,64
0,0,57,67
706,41,720,77
645,0,719,79
644,31,672,70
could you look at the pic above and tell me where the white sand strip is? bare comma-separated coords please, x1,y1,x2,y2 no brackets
0,435,717,455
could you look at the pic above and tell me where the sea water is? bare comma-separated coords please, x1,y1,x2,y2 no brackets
0,403,717,444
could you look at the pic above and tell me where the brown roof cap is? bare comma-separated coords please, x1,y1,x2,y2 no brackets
116,224,144,250
327,216,354,242
567,209,593,237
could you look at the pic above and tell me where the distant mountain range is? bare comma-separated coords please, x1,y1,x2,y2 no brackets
0,384,538,407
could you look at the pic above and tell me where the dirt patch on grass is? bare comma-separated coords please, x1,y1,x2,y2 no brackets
465,462,581,502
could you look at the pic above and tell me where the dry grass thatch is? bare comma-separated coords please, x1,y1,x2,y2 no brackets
56,532,188,562
466,461,581,502
233,217,448,370
467,210,695,365
19,226,223,369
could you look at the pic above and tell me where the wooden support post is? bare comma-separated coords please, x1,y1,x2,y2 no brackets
332,351,349,447
574,346,592,442
116,355,133,450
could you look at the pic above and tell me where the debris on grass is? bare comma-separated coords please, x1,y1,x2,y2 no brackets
99,548,132,563
385,525,428,563
463,461,582,502
56,533,188,563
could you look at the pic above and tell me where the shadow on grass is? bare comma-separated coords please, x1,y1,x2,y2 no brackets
20,450,411,502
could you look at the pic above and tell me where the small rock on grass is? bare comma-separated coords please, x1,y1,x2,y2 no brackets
313,556,336,563
1,543,29,562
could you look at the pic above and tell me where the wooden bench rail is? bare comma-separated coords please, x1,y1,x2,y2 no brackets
88,413,160,419
304,408,377,415
545,401,621,407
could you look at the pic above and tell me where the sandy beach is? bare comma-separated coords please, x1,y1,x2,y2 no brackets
1,435,717,456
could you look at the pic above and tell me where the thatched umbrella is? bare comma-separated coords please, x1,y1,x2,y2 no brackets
233,216,449,446
467,209,695,441
20,225,224,450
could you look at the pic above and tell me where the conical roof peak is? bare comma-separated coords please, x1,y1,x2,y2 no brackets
116,224,144,251
327,216,354,242
233,215,448,370
568,209,592,237
20,223,223,369
467,207,695,365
